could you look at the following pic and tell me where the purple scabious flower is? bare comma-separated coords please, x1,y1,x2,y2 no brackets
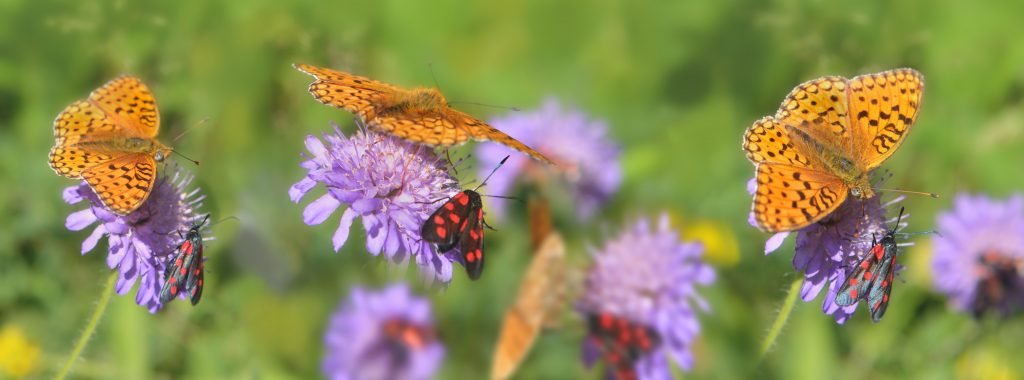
749,179,909,323
64,165,205,313
476,98,621,220
578,214,714,376
322,284,444,380
932,194,1024,317
289,122,462,284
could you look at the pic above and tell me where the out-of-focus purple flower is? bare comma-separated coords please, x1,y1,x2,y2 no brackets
578,214,714,377
290,122,462,284
64,165,205,313
476,98,621,220
932,194,1024,317
322,284,444,380
747,179,909,323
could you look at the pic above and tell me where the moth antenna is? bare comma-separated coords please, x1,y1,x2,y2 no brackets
895,230,940,238
481,194,523,202
209,215,240,227
877,188,939,198
473,155,510,191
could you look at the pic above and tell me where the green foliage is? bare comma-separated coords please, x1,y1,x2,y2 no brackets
2,0,1024,378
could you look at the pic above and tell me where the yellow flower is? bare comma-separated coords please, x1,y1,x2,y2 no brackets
0,325,41,378
956,344,1018,380
671,213,740,267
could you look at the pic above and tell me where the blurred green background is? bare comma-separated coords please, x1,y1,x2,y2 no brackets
2,0,1024,379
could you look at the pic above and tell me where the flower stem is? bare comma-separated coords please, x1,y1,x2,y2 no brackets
760,277,803,357
55,271,117,380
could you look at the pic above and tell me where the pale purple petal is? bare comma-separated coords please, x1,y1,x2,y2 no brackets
304,194,342,225
578,214,712,376
322,284,444,380
290,123,461,284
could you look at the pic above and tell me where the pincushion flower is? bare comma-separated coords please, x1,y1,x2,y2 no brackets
749,179,910,323
578,214,714,377
932,193,1024,317
64,165,205,312
476,98,621,220
290,122,462,284
322,284,444,380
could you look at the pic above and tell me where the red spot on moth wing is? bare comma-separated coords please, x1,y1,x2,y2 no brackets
448,213,461,224
435,226,447,239
433,215,445,224
444,202,455,211
872,244,885,259
457,192,470,205
864,272,873,281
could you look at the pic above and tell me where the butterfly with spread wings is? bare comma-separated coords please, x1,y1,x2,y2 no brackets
294,63,553,165
49,76,173,215
743,69,925,232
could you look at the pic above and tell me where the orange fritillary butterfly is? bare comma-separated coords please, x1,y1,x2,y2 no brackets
743,68,925,232
293,63,554,165
49,76,172,215
490,232,567,380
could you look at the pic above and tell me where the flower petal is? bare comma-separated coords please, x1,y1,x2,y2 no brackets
332,208,359,252
764,232,789,254
289,177,318,203
81,225,108,253
303,194,342,225
66,209,98,231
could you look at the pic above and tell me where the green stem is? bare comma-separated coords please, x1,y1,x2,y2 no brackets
55,271,117,380
760,277,803,357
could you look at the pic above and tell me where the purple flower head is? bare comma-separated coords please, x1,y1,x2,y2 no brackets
63,165,205,313
476,98,621,220
749,178,909,324
290,122,462,284
932,194,1024,317
578,214,714,376
322,284,444,380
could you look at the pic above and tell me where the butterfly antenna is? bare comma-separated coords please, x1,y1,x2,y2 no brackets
876,188,939,198
474,155,510,191
171,118,208,144
448,101,520,112
171,150,200,166
428,63,443,94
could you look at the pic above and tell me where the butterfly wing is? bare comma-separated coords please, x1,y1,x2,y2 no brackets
449,110,554,165
80,153,158,215
848,69,924,170
294,63,398,120
421,191,471,253
744,117,849,232
491,233,566,380
773,76,856,153
49,99,126,178
751,163,848,232
87,76,161,138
